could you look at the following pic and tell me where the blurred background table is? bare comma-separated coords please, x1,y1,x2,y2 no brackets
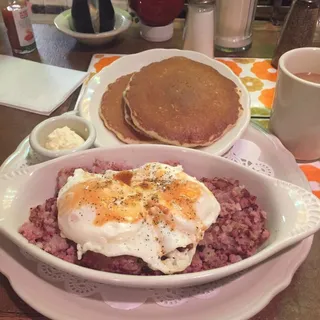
0,20,320,320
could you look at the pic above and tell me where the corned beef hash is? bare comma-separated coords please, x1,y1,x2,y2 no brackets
20,160,270,275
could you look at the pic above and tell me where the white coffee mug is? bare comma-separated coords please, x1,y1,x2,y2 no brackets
269,47,320,161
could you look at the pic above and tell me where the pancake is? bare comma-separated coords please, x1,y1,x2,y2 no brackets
124,57,243,147
99,74,154,144
123,101,151,136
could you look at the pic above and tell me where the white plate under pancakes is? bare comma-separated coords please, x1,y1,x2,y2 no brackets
78,49,251,155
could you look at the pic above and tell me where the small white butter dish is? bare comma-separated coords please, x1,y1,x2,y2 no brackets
29,114,96,160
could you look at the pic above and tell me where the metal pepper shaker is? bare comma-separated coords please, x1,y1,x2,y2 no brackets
271,0,320,68
183,0,215,58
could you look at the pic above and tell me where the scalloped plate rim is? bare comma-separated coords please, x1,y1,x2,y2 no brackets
0,228,313,320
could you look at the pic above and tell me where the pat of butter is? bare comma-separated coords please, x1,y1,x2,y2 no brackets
45,126,85,151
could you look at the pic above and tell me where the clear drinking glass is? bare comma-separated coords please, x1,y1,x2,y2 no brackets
215,0,258,52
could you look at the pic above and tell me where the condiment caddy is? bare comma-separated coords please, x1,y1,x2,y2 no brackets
54,7,132,46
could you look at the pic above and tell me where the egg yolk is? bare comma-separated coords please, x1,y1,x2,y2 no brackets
58,172,203,227
58,179,145,225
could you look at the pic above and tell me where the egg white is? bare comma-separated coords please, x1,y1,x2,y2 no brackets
57,163,220,274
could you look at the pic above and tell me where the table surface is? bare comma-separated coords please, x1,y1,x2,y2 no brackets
0,20,320,320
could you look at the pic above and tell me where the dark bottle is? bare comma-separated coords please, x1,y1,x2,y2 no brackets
72,0,115,34
99,0,115,32
271,0,320,68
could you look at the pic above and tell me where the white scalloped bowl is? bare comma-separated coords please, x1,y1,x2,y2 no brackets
0,145,319,288
78,49,251,156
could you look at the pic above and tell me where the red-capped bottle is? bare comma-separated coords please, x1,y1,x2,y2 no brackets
129,0,184,42
1,0,36,54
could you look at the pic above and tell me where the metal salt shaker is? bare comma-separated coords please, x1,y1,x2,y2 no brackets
183,0,215,58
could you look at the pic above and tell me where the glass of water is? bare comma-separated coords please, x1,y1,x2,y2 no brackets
215,0,258,52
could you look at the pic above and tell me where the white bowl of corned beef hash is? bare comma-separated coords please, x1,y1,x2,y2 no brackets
0,145,320,288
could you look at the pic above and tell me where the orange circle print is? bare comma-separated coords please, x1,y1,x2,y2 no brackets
251,60,278,82
94,56,120,73
258,88,275,109
300,165,320,198
216,59,243,76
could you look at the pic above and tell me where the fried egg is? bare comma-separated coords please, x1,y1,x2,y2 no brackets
57,163,220,274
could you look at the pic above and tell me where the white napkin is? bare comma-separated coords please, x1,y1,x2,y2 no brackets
0,55,88,115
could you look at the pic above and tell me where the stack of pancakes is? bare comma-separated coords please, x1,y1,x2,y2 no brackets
99,57,242,147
